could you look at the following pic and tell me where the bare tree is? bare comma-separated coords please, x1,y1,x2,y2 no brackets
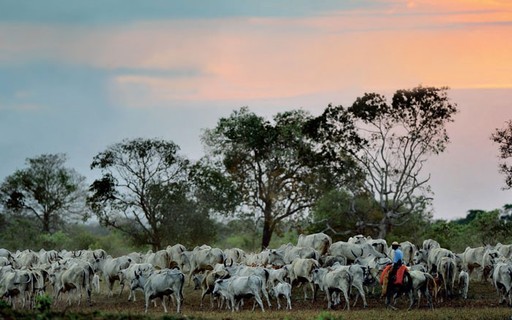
309,86,458,238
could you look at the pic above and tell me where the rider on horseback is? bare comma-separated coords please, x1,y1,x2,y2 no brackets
389,241,403,280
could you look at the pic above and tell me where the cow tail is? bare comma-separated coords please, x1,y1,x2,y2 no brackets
425,273,438,300
346,271,353,297
408,246,413,265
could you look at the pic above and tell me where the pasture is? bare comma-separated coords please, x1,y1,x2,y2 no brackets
3,279,512,320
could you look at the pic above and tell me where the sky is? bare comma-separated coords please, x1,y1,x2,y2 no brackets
1,0,511,220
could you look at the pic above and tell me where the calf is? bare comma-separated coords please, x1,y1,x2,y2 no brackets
270,282,292,310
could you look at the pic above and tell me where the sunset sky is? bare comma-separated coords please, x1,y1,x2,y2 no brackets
1,0,512,220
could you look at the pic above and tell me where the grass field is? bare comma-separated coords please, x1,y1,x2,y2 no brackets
2,279,512,320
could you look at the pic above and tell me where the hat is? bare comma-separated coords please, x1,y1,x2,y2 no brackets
391,241,400,246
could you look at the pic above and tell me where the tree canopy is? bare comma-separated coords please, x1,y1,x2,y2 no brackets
306,86,458,239
202,107,352,249
88,138,216,250
0,153,88,233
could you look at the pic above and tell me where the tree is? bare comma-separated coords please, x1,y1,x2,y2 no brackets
0,153,88,233
88,138,214,250
491,120,512,188
202,107,348,249
308,86,458,239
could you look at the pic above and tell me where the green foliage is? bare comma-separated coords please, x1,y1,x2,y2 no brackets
35,294,52,313
491,119,512,189
0,153,89,233
203,107,350,249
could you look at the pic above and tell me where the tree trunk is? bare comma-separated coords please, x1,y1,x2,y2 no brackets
377,215,389,239
42,211,50,233
261,218,273,250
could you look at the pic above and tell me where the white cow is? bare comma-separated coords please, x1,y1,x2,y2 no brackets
132,268,185,313
311,266,352,310
270,282,292,310
297,232,332,255
49,264,94,306
93,255,132,297
212,275,266,312
118,263,154,301
492,261,512,306
458,270,469,299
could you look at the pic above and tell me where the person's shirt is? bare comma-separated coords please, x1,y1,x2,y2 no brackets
393,248,403,264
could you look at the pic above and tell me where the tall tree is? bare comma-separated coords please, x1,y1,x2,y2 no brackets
88,138,210,250
491,120,512,188
0,153,88,233
202,107,349,249
308,86,458,239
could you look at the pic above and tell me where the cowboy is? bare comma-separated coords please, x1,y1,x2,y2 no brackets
389,241,403,282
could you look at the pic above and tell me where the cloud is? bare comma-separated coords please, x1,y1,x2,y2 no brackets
1,1,511,109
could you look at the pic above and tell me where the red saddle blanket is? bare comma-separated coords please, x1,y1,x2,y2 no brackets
380,264,408,285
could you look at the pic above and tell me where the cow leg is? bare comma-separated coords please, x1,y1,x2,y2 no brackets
275,295,281,309
342,289,350,311
254,293,265,312
352,283,368,308
162,296,168,313
286,294,292,310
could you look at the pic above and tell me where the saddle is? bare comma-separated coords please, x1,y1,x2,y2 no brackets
380,264,408,286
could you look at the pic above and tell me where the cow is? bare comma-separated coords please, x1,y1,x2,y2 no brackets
461,245,490,279
334,263,372,308
212,275,266,312
270,282,292,310
436,256,457,299
328,241,387,263
118,263,154,301
422,239,441,254
458,270,469,299
319,255,348,268
221,264,272,308
185,246,224,284
492,261,512,306
266,266,289,288
287,258,320,300
93,255,132,297
192,269,229,308
144,250,170,270
0,268,33,309
224,248,247,265
297,232,332,255
49,263,94,306
166,244,188,269
496,243,512,259
132,268,185,313
14,250,40,269
268,244,319,266
311,266,352,310
427,247,454,274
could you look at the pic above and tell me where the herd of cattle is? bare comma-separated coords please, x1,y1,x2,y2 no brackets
1,232,512,313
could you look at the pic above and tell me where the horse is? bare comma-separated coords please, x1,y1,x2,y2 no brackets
384,268,436,310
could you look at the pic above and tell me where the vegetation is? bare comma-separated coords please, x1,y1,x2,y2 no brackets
2,86,512,252
0,153,89,233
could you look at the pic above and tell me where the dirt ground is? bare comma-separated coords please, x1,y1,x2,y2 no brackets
46,279,510,318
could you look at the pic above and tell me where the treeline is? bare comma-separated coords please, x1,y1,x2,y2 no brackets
1,86,512,253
